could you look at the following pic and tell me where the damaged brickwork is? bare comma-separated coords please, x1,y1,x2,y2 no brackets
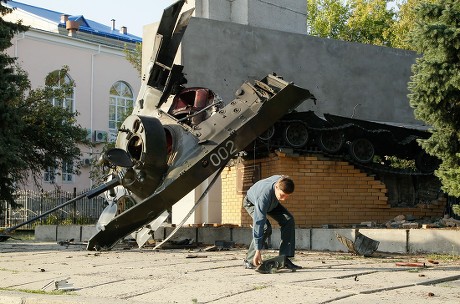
221,154,445,228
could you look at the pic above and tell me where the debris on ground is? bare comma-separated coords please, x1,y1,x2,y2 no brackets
395,262,426,267
336,230,380,257
186,254,208,258
41,277,75,291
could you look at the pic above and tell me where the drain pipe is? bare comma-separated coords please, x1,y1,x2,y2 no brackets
14,32,26,58
89,45,102,188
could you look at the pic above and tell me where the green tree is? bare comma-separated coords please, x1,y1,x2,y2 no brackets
346,0,396,46
123,42,142,76
408,0,460,196
0,4,90,207
390,0,438,50
306,0,351,39
307,0,396,46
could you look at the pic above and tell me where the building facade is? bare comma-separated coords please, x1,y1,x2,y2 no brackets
3,1,141,193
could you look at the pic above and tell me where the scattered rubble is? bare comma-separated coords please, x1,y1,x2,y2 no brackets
384,214,460,229
440,215,460,227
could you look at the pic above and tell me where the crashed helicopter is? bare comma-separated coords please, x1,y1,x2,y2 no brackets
85,0,315,250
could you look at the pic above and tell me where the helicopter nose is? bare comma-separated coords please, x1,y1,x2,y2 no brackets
114,115,169,198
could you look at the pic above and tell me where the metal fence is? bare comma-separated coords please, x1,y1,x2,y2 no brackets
0,189,106,230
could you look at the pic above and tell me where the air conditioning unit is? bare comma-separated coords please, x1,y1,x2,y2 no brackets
81,158,91,167
93,130,108,143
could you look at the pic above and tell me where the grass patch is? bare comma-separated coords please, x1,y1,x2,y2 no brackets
254,285,268,290
0,268,19,274
426,253,460,261
15,230,35,240
336,255,354,260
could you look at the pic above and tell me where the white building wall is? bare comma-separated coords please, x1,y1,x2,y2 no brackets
6,28,141,193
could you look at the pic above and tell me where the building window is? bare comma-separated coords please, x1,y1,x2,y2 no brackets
45,69,75,112
62,161,74,183
44,166,56,183
43,162,73,183
109,81,134,136
43,69,75,183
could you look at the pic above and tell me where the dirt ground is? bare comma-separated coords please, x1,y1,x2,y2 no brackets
0,240,460,304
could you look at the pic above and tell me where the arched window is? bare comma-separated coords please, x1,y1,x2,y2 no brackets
45,69,75,112
109,81,134,135
43,69,75,183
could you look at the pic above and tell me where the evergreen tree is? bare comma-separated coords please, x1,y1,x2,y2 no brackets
408,0,460,196
391,0,438,50
0,3,90,207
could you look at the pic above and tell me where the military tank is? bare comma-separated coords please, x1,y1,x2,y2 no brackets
245,111,439,174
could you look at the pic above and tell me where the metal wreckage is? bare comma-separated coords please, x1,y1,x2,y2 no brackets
84,0,315,250
1,0,440,248
0,0,313,248
83,0,439,251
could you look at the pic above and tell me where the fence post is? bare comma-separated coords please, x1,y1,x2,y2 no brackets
39,190,43,225
73,187,77,224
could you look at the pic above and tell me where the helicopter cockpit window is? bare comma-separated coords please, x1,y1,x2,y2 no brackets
168,87,222,126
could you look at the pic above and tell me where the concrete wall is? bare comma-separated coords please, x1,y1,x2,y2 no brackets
35,225,460,254
193,0,307,35
181,18,419,124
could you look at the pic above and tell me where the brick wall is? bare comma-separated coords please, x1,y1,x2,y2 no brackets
221,154,445,228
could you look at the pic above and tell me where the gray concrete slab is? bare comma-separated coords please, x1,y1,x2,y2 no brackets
56,226,81,242
409,230,460,254
35,225,460,255
34,225,56,242
358,229,408,254
230,227,251,246
81,225,97,242
197,227,231,244
311,228,354,252
0,240,459,304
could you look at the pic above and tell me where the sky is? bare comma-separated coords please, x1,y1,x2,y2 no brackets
17,0,177,37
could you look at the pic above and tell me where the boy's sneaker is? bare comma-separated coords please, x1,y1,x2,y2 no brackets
244,259,255,269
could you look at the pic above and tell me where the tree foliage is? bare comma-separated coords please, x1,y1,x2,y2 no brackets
307,0,352,39
408,0,460,197
307,0,396,47
123,42,142,76
0,4,90,206
306,0,443,50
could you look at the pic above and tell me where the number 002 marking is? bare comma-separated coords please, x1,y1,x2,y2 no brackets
209,140,237,167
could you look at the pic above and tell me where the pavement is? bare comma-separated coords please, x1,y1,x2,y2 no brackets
0,240,460,304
